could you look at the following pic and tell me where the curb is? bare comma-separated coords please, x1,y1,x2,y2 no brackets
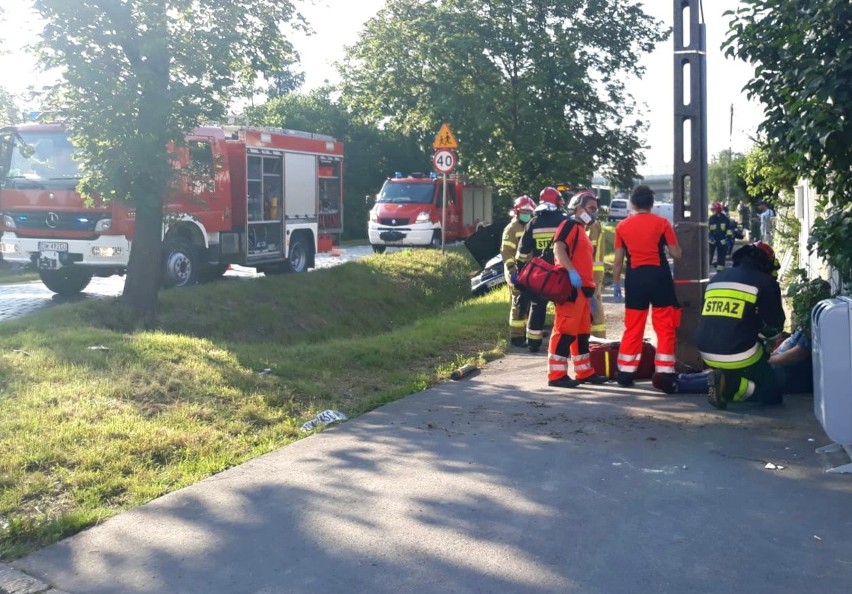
0,563,69,594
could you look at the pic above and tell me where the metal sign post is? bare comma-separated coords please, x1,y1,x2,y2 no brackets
442,174,447,253
432,144,457,255
432,125,459,255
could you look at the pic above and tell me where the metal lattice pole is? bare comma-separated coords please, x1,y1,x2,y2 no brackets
672,0,709,371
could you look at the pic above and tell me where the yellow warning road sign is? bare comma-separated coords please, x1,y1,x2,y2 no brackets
432,123,459,149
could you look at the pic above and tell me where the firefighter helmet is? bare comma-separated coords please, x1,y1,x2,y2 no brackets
539,186,563,208
711,201,723,213
512,195,536,216
568,189,597,210
753,241,775,264
733,241,777,274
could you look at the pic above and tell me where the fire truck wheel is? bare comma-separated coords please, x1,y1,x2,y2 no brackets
38,267,93,296
287,235,312,273
371,244,386,254
162,240,201,288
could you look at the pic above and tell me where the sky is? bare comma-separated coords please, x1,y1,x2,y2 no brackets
0,0,763,177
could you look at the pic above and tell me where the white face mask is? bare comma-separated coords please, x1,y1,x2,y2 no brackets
578,210,594,225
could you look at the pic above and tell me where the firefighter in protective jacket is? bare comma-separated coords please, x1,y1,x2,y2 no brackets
546,190,609,387
586,214,607,337
516,187,568,352
696,241,785,409
708,202,734,272
502,195,537,347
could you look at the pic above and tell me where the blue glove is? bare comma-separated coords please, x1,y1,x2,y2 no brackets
568,269,582,288
612,282,623,301
590,298,598,315
509,271,519,286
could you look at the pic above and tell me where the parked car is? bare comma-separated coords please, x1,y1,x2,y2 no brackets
608,198,630,221
652,201,674,222
464,224,506,296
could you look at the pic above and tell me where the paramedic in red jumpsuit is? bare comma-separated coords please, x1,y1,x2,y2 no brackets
546,191,609,388
611,185,683,392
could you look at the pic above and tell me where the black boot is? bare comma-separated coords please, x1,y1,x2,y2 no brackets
616,371,635,387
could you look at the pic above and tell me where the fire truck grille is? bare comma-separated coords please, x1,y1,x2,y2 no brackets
379,218,410,226
7,211,100,233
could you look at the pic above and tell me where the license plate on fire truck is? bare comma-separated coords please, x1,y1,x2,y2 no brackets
38,242,68,252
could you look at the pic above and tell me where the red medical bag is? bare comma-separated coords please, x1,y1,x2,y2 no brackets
589,340,656,379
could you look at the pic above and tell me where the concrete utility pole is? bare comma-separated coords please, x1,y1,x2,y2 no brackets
672,0,709,371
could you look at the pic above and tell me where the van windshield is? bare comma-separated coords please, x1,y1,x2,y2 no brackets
377,182,435,204
2,130,81,187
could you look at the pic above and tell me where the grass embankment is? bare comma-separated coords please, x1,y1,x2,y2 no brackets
0,262,39,284
0,248,507,559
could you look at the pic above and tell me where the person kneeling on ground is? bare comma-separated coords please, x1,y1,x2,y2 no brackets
694,242,785,409
676,276,830,397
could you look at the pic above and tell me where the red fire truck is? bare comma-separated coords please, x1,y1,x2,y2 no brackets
0,123,344,295
367,172,492,253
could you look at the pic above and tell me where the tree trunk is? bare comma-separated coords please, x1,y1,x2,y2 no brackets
121,10,172,323
122,194,164,321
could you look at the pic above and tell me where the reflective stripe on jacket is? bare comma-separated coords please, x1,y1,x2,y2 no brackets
517,210,568,264
501,218,526,271
695,263,785,366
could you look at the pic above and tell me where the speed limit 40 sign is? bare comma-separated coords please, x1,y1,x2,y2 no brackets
433,149,457,174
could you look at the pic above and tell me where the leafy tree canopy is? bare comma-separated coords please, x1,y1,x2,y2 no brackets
0,89,21,128
724,0,852,276
708,150,748,206
32,0,305,318
741,143,796,207
338,0,667,196
35,0,305,203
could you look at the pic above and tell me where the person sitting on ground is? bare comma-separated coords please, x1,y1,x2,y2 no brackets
674,327,814,396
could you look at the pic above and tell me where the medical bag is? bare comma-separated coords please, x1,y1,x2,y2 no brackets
589,340,656,379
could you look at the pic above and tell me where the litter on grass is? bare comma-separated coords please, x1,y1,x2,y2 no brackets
300,410,348,432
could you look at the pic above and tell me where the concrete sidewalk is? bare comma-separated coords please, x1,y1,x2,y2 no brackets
5,351,852,594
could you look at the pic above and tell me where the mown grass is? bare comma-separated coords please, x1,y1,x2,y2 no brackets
0,248,508,559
